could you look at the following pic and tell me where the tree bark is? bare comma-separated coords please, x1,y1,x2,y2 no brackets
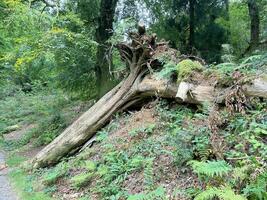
224,0,229,20
95,0,118,97
188,0,195,52
248,0,260,48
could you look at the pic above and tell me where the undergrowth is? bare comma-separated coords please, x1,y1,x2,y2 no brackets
26,96,266,200
0,82,88,150
0,52,266,200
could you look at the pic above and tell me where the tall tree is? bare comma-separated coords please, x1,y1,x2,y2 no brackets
224,0,229,20
144,0,228,62
188,0,196,52
248,0,260,48
95,0,119,97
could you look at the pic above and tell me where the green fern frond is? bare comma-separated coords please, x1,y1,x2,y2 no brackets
218,187,247,200
198,148,212,161
189,160,232,178
194,187,218,200
127,186,167,200
156,62,177,79
195,186,247,200
232,166,250,183
243,171,267,200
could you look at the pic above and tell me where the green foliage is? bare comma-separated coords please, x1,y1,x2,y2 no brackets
84,161,97,172
228,2,250,56
176,59,203,82
71,172,94,188
93,150,145,199
109,18,136,45
220,44,236,63
9,169,53,200
192,132,212,161
170,128,194,166
42,162,69,186
6,154,26,167
189,160,232,178
129,124,156,138
243,171,267,200
225,105,267,161
0,85,85,149
195,186,246,200
0,0,98,99
146,0,229,62
156,100,195,166
143,158,154,190
155,62,177,80
127,186,167,200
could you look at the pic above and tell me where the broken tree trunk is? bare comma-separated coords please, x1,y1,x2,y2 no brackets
31,27,267,168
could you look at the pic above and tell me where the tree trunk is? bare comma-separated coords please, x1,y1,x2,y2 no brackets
248,0,260,48
95,0,118,97
188,0,195,52
32,66,143,168
225,0,229,20
31,29,267,169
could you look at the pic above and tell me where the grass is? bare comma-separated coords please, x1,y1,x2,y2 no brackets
5,154,54,200
9,169,53,200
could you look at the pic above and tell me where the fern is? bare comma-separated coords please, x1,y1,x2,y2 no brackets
127,186,167,200
243,171,267,200
195,186,247,200
144,158,154,190
156,61,176,80
189,160,232,178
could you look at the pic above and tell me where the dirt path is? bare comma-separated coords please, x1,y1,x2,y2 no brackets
0,151,19,200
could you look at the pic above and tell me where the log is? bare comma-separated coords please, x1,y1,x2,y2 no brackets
138,76,267,103
31,74,267,168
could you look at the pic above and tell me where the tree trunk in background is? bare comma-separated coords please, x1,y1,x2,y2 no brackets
248,0,260,48
188,0,195,53
95,0,118,97
224,0,229,20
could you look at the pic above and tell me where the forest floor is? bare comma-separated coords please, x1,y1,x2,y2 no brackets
0,53,266,200
0,92,266,200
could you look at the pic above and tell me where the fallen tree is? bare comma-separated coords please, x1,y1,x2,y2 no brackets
31,26,267,168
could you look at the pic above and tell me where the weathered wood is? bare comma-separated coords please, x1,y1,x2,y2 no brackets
138,76,267,104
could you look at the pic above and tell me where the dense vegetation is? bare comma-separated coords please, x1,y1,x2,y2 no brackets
0,0,266,200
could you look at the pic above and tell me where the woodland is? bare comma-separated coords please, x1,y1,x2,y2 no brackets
0,0,266,199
